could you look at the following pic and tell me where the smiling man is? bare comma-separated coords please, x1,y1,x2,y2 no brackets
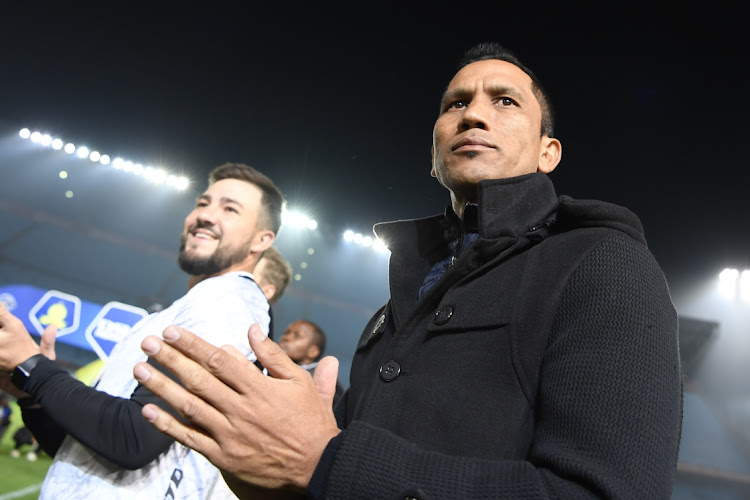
0,162,283,499
134,43,683,499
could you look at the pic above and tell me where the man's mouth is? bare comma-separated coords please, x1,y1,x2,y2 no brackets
452,137,494,152
189,228,219,241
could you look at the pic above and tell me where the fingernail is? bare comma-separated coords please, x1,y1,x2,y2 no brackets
142,406,157,422
163,327,180,341
249,323,265,342
133,363,151,382
141,337,160,355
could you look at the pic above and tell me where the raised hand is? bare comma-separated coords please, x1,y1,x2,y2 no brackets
134,323,341,493
0,303,42,372
39,324,58,360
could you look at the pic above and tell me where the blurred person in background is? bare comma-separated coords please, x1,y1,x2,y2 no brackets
278,320,344,408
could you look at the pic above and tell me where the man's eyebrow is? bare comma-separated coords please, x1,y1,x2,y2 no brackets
440,84,527,108
486,84,526,103
441,87,471,108
195,194,244,209
220,196,244,208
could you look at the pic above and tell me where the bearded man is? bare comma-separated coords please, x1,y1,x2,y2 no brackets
0,163,284,500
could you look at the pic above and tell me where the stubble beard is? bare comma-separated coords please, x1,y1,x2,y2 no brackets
178,232,251,277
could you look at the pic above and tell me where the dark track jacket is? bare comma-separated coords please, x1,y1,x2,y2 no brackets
309,173,683,499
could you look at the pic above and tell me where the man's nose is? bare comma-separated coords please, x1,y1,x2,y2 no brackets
460,100,489,130
193,206,219,227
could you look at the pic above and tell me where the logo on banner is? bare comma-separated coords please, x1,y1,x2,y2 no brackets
0,292,17,311
85,302,149,360
29,290,82,337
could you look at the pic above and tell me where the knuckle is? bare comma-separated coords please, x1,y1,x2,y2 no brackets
179,395,202,420
205,348,230,372
181,429,200,451
182,367,212,394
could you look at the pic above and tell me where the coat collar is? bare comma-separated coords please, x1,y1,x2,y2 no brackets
374,172,559,252
372,174,560,320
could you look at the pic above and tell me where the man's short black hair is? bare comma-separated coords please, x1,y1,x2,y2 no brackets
208,163,285,235
301,319,326,361
454,42,555,138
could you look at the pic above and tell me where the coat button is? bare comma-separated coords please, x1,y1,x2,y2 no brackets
379,360,401,382
434,304,454,325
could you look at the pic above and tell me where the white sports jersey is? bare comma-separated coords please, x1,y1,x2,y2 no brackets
40,271,269,500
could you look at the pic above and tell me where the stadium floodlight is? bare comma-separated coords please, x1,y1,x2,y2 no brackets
59,171,68,179
16,126,191,193
719,268,739,299
343,229,389,253
282,209,318,230
373,238,389,253
150,169,168,184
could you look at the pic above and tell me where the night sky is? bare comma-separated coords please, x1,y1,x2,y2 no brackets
2,3,748,294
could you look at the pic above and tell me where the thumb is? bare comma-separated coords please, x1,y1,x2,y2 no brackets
247,323,300,380
0,301,17,327
39,324,58,361
313,355,340,410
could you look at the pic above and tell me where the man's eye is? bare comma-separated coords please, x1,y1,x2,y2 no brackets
225,206,238,214
448,100,467,109
497,97,517,106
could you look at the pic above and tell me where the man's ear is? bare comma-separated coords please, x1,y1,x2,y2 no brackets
537,136,562,174
307,344,321,362
249,230,275,253
259,283,276,303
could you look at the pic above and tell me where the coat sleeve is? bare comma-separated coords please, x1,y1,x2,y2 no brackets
309,234,683,499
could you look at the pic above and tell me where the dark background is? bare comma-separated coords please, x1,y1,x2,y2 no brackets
1,3,750,496
1,3,748,293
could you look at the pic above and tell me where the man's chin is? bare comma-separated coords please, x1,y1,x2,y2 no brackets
178,255,222,276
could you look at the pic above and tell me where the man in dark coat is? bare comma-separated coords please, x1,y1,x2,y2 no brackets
133,42,683,499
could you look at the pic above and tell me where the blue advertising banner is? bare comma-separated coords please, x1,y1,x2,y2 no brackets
0,284,148,360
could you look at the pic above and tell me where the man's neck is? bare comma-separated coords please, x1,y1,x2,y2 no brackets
186,274,208,290
451,192,477,221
